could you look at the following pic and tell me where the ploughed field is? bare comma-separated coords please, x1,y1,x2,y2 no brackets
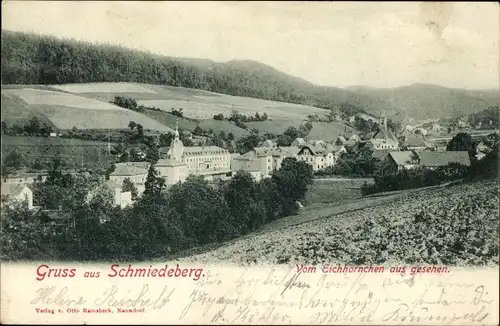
176,180,499,266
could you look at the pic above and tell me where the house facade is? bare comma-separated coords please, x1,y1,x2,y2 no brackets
109,162,149,196
1,183,33,210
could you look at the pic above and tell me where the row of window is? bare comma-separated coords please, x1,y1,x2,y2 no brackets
184,156,229,163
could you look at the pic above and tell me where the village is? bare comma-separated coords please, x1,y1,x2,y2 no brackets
1,109,498,215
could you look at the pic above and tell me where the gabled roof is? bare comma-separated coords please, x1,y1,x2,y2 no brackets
403,135,429,148
372,128,397,142
260,139,277,147
1,183,30,197
279,146,301,156
159,146,171,154
387,151,416,166
292,138,307,146
372,149,394,160
419,151,471,167
110,162,150,176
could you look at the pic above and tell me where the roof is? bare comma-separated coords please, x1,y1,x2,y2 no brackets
403,135,429,148
372,128,397,142
293,138,307,145
183,146,229,155
110,162,150,176
372,149,394,160
260,139,277,147
387,151,415,166
1,183,29,197
279,146,301,155
159,146,171,154
419,151,471,167
155,159,186,167
253,147,281,156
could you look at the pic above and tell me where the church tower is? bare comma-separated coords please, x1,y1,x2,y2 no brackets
169,122,184,161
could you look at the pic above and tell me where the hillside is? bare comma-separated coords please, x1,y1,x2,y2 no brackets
2,30,499,121
176,180,498,266
1,135,116,170
1,86,175,132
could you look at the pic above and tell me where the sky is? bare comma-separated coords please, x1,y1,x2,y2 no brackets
2,1,499,90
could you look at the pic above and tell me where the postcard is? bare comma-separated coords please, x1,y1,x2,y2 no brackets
1,1,499,325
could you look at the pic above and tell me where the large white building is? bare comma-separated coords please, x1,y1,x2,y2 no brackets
158,126,230,177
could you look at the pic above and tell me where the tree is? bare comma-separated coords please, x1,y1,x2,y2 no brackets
122,177,138,200
136,124,144,137
276,134,293,147
447,132,477,159
227,132,235,141
272,158,313,215
4,150,23,171
170,108,183,117
193,126,204,136
143,164,165,200
128,121,137,131
213,113,225,121
31,159,44,171
219,131,227,141
235,134,261,154
105,163,116,180
284,126,299,140
224,171,258,234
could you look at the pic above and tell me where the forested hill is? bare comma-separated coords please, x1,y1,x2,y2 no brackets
2,30,499,120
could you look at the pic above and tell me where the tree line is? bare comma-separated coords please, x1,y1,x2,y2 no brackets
1,30,376,112
0,158,313,261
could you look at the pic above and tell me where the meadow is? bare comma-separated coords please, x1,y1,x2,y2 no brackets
1,87,175,132
1,135,116,170
51,82,330,120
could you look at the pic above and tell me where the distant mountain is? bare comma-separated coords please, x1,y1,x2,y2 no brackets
1,30,499,121
350,83,500,120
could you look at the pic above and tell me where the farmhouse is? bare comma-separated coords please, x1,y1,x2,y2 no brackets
1,183,33,210
418,151,471,169
401,134,430,151
382,151,419,174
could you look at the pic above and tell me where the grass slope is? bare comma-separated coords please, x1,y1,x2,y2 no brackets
1,135,116,169
1,86,175,132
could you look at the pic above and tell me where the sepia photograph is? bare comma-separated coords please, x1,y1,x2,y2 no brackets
0,1,499,324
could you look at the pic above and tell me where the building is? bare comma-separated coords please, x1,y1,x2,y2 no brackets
158,126,230,177
296,144,338,171
382,151,419,174
259,139,277,148
401,134,431,151
2,172,48,185
1,183,33,210
291,138,307,147
418,151,471,169
367,123,399,151
109,162,149,196
105,180,133,209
